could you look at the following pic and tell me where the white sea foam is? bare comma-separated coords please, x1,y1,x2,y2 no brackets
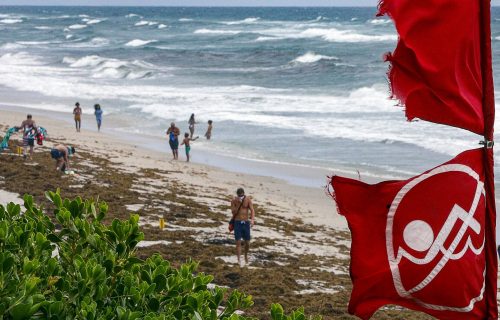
255,36,283,42
351,17,358,21
224,17,260,25
292,52,339,64
299,27,397,42
68,24,87,30
86,19,103,25
135,20,158,27
64,55,103,67
125,39,157,47
0,43,24,50
125,13,141,18
369,18,392,25
194,29,241,35
35,26,52,30
179,18,193,22
254,27,396,43
0,18,22,24
78,14,89,18
65,34,74,39
158,24,168,29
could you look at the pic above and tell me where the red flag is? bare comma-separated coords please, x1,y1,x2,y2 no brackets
378,0,484,135
331,149,488,319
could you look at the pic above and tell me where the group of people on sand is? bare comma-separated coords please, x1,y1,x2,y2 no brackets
165,113,213,162
18,114,76,173
16,112,254,268
73,102,103,132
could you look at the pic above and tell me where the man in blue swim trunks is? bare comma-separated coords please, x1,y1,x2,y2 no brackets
50,144,76,172
166,122,180,160
230,188,255,267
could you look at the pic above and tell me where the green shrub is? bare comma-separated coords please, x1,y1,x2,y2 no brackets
0,191,320,320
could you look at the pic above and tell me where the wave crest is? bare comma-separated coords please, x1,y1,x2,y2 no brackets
0,18,22,24
292,52,339,64
125,39,157,47
68,24,87,30
224,17,260,25
194,29,241,35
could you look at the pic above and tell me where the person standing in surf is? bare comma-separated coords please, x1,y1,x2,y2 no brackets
73,102,82,132
180,132,198,162
188,113,197,138
94,104,103,132
204,120,213,140
166,122,180,160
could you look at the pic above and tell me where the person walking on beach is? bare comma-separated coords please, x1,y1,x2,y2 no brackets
188,113,197,138
180,132,198,162
18,114,36,160
166,122,180,160
94,104,103,132
204,120,213,140
50,144,76,172
230,188,255,267
73,102,82,132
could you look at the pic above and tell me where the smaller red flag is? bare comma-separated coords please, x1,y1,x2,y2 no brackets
331,149,487,319
378,0,484,135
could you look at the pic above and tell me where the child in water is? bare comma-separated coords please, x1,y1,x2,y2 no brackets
180,132,198,162
204,120,213,140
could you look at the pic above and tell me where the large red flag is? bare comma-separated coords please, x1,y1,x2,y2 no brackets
378,0,484,135
331,149,488,319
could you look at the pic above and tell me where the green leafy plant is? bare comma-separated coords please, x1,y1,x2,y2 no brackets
0,190,320,319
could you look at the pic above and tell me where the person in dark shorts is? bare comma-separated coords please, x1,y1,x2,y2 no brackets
18,114,36,160
50,144,76,172
166,122,180,160
230,188,255,267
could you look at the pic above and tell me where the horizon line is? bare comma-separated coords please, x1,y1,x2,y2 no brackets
0,4,375,7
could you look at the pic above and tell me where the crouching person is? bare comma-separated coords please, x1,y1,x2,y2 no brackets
50,145,76,172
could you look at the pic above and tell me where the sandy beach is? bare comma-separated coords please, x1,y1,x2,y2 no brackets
0,105,442,319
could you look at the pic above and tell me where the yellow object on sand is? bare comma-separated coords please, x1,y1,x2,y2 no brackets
16,146,22,155
159,218,165,230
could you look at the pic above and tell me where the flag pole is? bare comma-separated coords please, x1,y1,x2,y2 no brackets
479,0,498,318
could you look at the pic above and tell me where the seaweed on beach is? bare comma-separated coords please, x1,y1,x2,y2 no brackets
0,131,433,320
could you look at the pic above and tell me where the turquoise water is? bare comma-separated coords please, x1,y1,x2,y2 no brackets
0,6,499,181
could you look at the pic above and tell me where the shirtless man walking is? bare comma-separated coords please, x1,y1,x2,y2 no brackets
18,114,36,159
230,188,255,267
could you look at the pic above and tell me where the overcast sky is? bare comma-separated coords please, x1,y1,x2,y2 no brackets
0,0,500,6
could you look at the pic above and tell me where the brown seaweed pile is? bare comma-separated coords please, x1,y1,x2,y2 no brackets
0,125,433,320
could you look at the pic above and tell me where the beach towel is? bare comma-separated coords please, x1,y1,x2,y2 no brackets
0,127,19,150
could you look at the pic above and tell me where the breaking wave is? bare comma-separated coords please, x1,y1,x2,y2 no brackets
62,55,154,79
135,20,158,27
223,17,260,25
194,29,241,35
68,24,87,30
292,52,339,64
125,39,157,47
0,18,22,24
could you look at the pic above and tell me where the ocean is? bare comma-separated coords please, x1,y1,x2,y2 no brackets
0,6,499,184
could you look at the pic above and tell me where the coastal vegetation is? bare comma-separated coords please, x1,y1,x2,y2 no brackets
0,191,317,319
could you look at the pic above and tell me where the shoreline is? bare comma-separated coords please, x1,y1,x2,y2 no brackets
0,103,361,189
0,105,348,229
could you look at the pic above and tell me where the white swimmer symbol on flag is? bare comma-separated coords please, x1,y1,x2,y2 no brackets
386,164,486,311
